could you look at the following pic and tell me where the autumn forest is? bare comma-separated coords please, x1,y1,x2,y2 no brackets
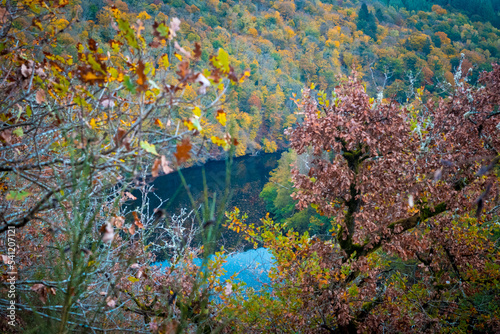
0,0,499,333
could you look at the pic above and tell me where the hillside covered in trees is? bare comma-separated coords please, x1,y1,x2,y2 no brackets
42,0,500,155
0,0,499,333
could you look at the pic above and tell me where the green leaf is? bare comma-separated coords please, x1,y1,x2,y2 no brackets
140,140,158,156
117,19,138,49
191,117,202,131
348,284,359,297
6,191,31,201
123,75,136,94
13,128,23,137
156,23,169,38
87,54,105,74
26,105,32,117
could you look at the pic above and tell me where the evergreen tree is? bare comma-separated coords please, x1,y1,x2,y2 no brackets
357,3,377,40
376,8,385,22
358,3,370,21
423,37,432,56
432,34,442,48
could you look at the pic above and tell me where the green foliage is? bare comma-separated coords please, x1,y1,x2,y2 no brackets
259,151,331,235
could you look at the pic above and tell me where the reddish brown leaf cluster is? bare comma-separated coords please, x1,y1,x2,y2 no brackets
174,138,192,164
284,65,500,332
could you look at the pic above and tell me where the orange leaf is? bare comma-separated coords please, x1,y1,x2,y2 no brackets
174,138,192,164
136,60,148,91
132,212,144,228
152,158,161,178
155,118,164,129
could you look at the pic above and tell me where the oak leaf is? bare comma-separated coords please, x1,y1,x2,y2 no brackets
174,138,191,164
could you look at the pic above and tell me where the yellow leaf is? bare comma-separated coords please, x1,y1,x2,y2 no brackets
193,106,201,117
240,70,251,83
216,110,226,126
211,136,226,147
184,120,196,131
175,53,182,61
32,18,43,31
160,54,169,68
310,83,315,89
90,118,97,129
137,11,152,20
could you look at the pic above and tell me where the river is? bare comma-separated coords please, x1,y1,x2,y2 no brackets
133,152,282,249
133,152,283,288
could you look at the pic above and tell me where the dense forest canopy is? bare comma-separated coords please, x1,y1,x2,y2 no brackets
18,0,500,155
0,0,499,333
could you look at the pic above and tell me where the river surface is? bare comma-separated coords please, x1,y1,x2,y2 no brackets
131,152,282,250
156,247,274,290
134,152,283,288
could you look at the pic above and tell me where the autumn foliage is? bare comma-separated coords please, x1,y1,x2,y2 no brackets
222,67,500,333
1,0,500,333
0,1,245,332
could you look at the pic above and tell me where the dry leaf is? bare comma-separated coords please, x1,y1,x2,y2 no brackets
114,128,126,145
110,216,124,229
224,282,232,296
408,195,414,208
174,138,192,164
161,155,173,174
0,129,12,145
174,41,191,59
193,42,202,59
100,97,115,108
21,63,31,78
124,192,137,200
0,7,9,25
36,89,46,103
132,212,144,228
31,284,48,304
100,223,114,243
169,17,181,39
128,224,136,235
106,296,116,308
152,158,161,178
196,73,210,94
150,321,159,331
163,320,179,334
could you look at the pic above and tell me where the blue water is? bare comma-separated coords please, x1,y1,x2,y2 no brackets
156,247,273,290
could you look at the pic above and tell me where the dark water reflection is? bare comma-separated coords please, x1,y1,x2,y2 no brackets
135,153,284,289
132,152,282,249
